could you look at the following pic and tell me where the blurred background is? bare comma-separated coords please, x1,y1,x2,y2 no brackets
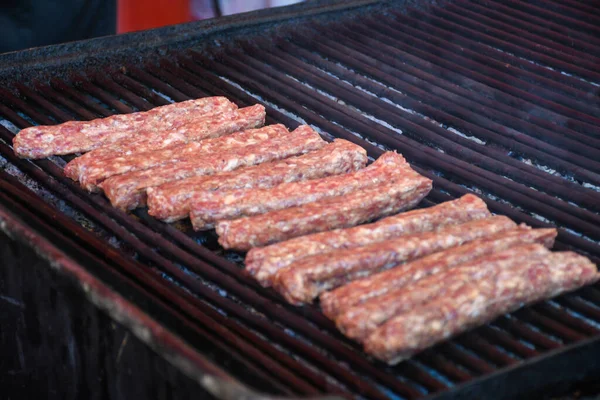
0,0,304,54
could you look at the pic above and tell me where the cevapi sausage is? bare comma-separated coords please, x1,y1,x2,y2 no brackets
321,227,557,319
147,139,367,222
76,123,287,192
364,250,599,364
246,194,490,287
64,105,265,180
14,97,237,159
215,172,432,251
273,216,517,305
100,125,326,210
336,242,552,341
190,152,410,230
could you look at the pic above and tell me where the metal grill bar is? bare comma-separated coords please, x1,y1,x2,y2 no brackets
493,317,562,351
557,296,600,323
300,21,600,151
111,73,172,107
317,22,600,151
377,11,600,126
456,0,600,57
456,333,518,366
534,303,600,336
478,0,600,50
442,1,600,65
49,79,113,117
421,5,600,80
477,326,538,359
514,309,585,343
437,343,495,375
549,0,600,18
278,33,600,155
517,0,600,31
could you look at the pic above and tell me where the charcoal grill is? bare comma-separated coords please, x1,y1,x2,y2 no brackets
2,0,600,398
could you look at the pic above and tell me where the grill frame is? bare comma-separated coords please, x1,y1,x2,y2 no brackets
0,0,396,87
2,1,600,399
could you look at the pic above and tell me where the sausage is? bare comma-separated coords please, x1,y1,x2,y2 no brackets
64,105,265,180
76,123,287,192
100,125,326,210
246,194,490,287
273,216,517,305
14,97,237,159
215,171,432,251
336,241,553,341
146,139,367,223
190,152,409,230
321,227,557,319
364,250,599,364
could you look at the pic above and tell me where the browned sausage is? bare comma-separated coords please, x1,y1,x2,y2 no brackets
146,139,367,223
246,194,490,287
190,152,409,230
321,227,557,319
364,250,599,364
215,170,432,251
273,216,517,305
15,97,238,159
100,125,325,210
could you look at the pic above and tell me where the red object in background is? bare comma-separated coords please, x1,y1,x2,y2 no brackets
118,0,192,33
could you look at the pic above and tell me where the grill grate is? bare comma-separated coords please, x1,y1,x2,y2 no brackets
2,1,600,399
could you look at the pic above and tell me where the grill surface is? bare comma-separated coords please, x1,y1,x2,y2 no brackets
2,0,600,399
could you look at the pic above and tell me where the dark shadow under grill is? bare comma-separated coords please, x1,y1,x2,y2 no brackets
1,1,600,399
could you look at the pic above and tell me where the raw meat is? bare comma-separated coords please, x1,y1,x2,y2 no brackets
64,104,265,179
215,171,432,251
321,227,557,319
146,139,367,222
77,123,287,191
364,250,599,364
14,96,237,159
100,125,325,210
246,194,490,287
190,152,409,230
336,242,553,341
273,216,517,305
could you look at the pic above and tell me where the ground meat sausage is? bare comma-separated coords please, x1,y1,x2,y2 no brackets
336,242,552,341
215,171,432,251
273,216,517,305
14,96,238,159
190,152,410,230
364,250,599,364
64,105,265,180
146,139,367,223
76,123,287,192
100,125,326,210
321,227,557,319
246,194,490,287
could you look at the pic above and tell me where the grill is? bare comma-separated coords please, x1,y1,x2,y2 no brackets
2,0,600,399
